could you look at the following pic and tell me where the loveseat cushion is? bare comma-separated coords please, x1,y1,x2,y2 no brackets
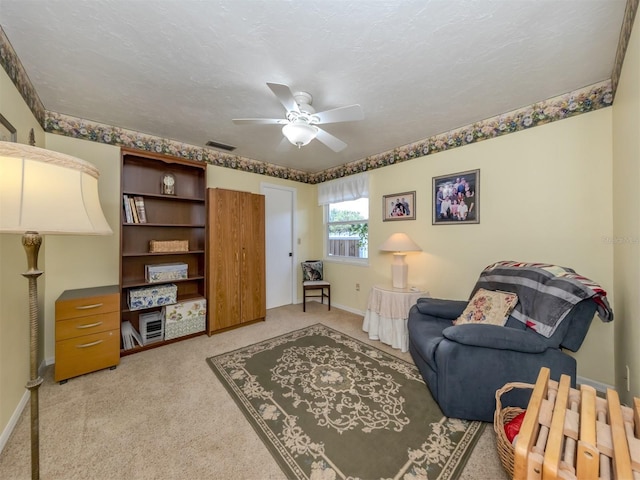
442,324,549,353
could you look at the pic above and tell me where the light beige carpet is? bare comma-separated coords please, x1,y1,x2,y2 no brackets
0,303,509,479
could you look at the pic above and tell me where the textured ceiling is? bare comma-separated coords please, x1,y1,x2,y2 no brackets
0,0,628,173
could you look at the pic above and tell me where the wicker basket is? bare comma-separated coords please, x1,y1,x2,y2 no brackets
149,240,189,253
494,381,534,478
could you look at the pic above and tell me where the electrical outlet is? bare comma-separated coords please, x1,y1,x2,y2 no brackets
626,365,631,392
355,283,360,291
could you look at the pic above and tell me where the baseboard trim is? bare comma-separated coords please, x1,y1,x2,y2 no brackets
577,375,614,394
0,389,29,454
0,359,49,455
294,298,364,316
330,302,364,316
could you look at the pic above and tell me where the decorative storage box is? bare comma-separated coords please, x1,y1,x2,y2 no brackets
128,283,177,311
149,240,189,253
163,297,207,340
145,263,188,283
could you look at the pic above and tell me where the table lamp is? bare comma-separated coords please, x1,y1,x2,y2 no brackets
379,233,422,289
0,141,112,480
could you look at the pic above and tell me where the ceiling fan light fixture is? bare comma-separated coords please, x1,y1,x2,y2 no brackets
282,122,319,148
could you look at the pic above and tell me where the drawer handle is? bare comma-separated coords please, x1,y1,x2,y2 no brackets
76,340,103,349
76,321,103,329
75,303,104,310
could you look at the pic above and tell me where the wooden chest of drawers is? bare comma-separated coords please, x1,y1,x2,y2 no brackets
55,285,120,383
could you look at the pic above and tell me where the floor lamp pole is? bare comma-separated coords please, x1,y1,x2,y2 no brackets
21,232,43,480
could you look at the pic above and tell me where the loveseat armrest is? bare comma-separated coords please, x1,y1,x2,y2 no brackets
442,324,549,353
415,298,468,320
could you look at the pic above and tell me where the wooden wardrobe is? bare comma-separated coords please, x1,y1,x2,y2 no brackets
207,188,266,333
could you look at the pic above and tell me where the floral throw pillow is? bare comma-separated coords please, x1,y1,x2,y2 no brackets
454,288,519,326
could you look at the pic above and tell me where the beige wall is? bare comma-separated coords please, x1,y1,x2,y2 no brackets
330,109,615,386
40,135,122,363
0,67,45,433
613,11,640,403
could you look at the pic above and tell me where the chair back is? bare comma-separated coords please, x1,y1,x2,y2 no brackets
301,260,324,282
503,299,597,351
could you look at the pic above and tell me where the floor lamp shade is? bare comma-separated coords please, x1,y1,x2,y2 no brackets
0,140,112,480
0,142,112,235
379,233,422,289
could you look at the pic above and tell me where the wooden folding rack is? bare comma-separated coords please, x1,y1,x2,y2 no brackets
513,367,640,479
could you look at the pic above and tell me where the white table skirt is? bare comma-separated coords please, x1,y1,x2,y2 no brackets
362,285,427,352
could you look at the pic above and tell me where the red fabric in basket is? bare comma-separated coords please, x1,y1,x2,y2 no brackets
504,411,526,443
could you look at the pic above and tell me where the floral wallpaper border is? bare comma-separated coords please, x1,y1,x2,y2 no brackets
0,27,46,126
315,80,613,183
44,81,613,184
1,0,637,184
612,0,639,95
44,111,315,183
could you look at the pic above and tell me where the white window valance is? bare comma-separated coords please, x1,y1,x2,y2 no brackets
317,172,369,205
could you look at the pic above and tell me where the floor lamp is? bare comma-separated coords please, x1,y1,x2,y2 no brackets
0,141,112,480
379,233,422,289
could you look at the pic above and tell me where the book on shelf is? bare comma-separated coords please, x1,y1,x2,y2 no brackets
134,196,147,223
123,194,134,223
121,320,143,350
129,197,139,223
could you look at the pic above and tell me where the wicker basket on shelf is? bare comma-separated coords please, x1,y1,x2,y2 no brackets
149,240,189,253
494,381,534,478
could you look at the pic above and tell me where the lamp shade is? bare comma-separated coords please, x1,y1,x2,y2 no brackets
282,122,319,147
379,232,422,252
0,141,112,235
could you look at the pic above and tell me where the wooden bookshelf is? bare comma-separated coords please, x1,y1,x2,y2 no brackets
119,148,207,355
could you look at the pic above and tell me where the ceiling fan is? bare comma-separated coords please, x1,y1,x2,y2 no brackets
232,83,364,152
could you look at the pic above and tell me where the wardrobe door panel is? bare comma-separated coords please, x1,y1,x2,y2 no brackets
208,189,241,332
240,193,266,323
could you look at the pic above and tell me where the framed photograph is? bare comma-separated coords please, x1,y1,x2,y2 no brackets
383,191,416,221
433,169,479,224
0,114,17,142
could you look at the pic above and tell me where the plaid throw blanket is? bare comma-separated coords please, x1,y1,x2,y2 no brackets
471,261,613,337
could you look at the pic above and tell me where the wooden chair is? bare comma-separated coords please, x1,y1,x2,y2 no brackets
301,260,330,312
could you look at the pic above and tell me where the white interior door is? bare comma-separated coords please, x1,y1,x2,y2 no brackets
262,184,295,309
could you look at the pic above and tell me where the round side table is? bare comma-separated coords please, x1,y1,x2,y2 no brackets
362,284,429,352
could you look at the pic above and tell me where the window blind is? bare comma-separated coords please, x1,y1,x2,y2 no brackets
317,172,369,205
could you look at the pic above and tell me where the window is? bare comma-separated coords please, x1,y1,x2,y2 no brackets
317,172,369,263
327,197,368,261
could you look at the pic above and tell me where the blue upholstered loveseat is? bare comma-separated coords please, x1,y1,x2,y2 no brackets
407,297,597,422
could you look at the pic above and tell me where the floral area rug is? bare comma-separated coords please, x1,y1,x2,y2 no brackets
206,324,484,480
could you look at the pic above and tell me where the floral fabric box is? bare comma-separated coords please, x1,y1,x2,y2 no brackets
163,297,206,340
145,262,188,283
128,283,177,311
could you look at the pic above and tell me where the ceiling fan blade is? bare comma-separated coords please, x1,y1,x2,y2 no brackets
276,136,292,153
232,118,287,125
315,127,347,152
267,82,300,113
313,104,364,124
